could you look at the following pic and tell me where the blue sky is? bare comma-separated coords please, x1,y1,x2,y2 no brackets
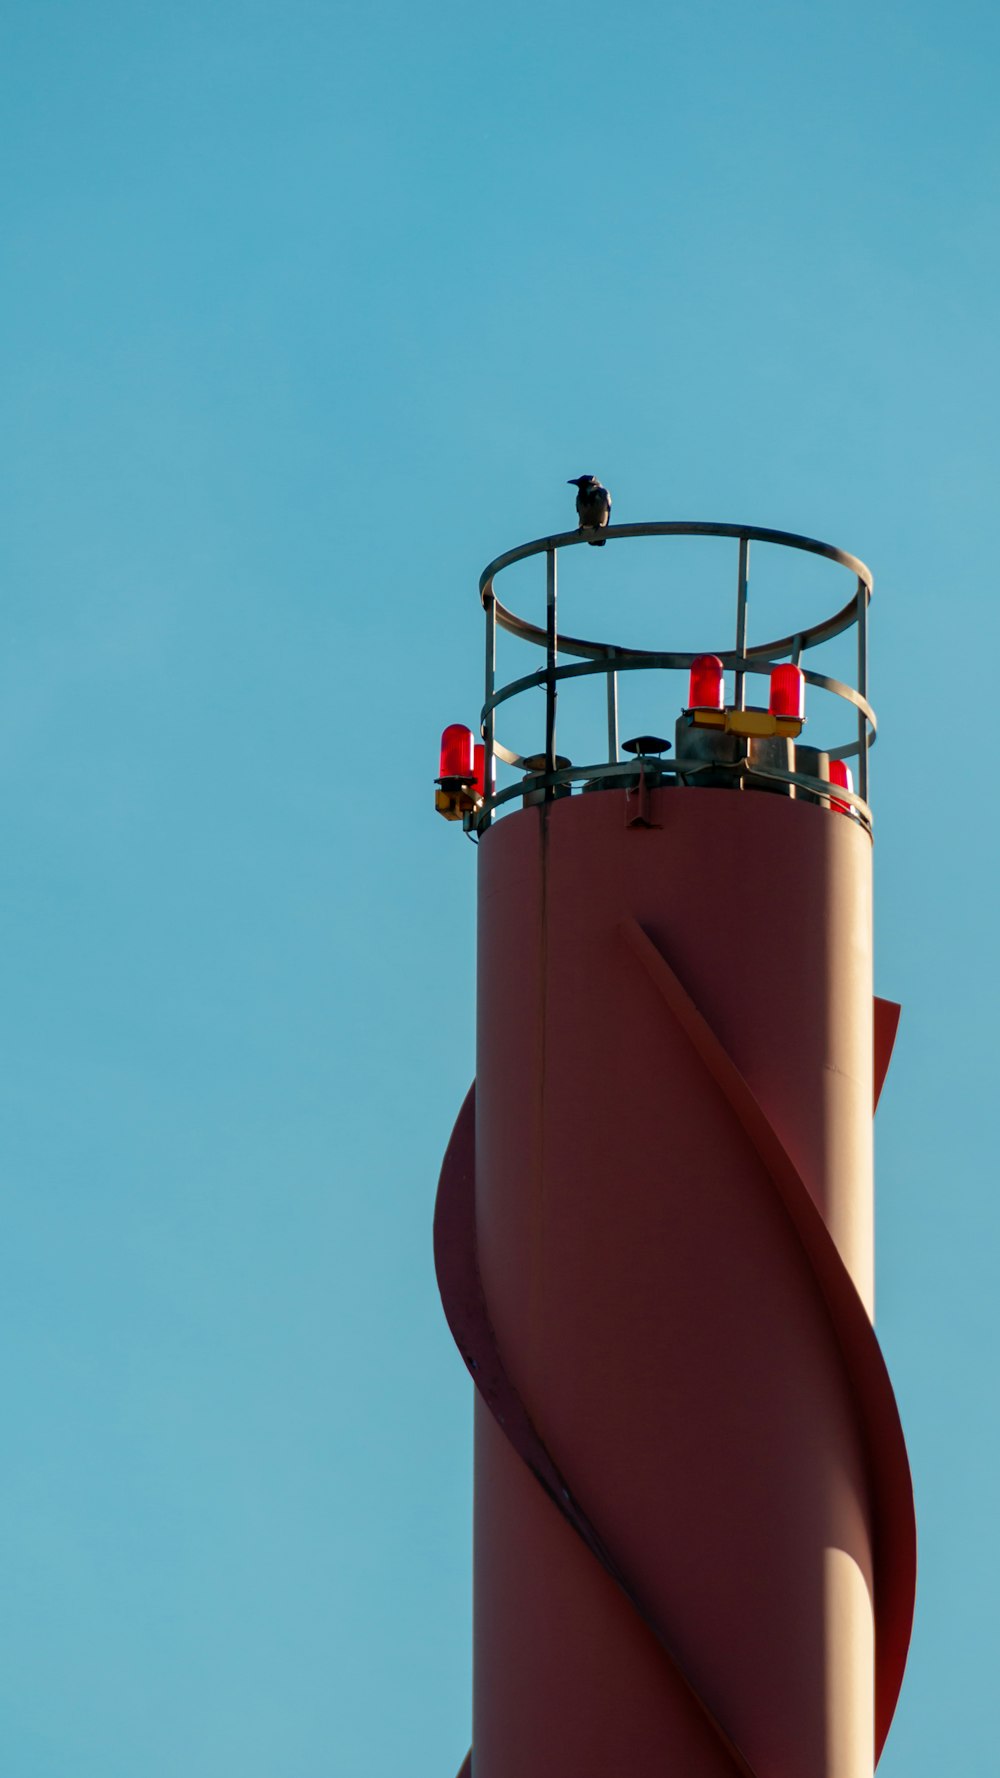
2,1,997,1772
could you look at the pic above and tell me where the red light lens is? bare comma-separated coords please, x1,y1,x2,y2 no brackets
688,654,725,710
769,663,805,720
473,743,486,796
828,759,853,814
439,723,474,780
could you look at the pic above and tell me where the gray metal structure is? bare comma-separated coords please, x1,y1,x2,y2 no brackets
477,521,874,832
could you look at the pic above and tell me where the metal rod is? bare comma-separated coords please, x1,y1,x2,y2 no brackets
856,579,869,804
606,663,619,763
483,590,496,826
734,537,750,709
545,549,558,793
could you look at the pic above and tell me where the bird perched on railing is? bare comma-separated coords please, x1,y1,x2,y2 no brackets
568,474,611,545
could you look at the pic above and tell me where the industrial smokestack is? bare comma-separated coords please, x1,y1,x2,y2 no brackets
434,520,915,1778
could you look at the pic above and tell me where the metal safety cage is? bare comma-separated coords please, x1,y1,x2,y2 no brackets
476,522,875,834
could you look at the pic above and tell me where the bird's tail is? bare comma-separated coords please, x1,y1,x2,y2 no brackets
588,537,607,547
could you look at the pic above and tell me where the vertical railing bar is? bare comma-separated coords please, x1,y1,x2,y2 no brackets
856,578,869,805
483,589,496,828
606,656,619,763
545,549,558,795
734,537,750,710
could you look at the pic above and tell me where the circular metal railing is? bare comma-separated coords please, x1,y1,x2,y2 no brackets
476,522,874,832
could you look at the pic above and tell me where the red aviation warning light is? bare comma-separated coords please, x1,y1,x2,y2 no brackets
435,724,483,822
439,723,474,780
687,654,725,710
828,758,854,815
769,662,806,721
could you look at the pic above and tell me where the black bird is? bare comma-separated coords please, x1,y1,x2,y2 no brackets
568,474,611,544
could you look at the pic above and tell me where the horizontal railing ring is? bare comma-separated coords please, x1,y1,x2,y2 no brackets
490,584,864,668
482,757,873,832
479,521,873,605
480,523,870,675
487,583,861,668
490,723,870,773
482,653,876,736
